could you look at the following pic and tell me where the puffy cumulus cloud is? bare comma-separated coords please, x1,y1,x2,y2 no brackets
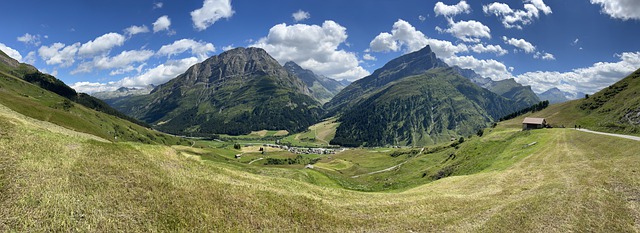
72,49,154,74
292,10,310,22
363,53,376,61
71,57,201,93
251,20,370,81
125,25,150,36
470,44,508,56
191,0,234,31
483,0,552,29
23,51,37,64
591,0,640,20
17,33,41,46
503,36,536,53
78,32,126,57
437,19,491,43
369,19,468,58
0,43,23,62
153,15,172,33
444,55,513,80
516,52,640,95
534,51,555,60
38,42,80,67
156,39,215,59
434,1,471,17
109,63,146,76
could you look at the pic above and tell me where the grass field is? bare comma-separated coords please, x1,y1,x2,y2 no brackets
2,101,640,231
280,118,339,147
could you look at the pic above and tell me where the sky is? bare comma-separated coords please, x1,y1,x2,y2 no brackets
0,0,639,97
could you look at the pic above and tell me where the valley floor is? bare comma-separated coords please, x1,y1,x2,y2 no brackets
1,103,640,231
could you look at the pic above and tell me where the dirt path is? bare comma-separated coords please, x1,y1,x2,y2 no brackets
576,128,640,141
248,157,264,164
351,161,408,178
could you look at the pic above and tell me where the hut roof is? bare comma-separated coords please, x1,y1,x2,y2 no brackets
522,117,546,125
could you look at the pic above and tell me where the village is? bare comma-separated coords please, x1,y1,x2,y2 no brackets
262,143,345,155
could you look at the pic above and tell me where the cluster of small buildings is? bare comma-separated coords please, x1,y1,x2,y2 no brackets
263,144,342,155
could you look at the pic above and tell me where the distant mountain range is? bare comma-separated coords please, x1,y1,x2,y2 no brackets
283,61,347,104
537,87,570,104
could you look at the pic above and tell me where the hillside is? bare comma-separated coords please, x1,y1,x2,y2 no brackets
111,47,324,136
324,45,448,115
2,93,640,231
0,50,185,145
284,61,346,104
502,68,640,135
331,67,519,146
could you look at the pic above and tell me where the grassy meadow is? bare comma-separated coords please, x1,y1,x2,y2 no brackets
2,100,640,231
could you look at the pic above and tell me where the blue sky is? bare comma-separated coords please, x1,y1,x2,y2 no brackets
0,0,639,97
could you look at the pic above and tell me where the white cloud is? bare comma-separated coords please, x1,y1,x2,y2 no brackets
38,42,80,67
571,38,579,45
292,10,310,22
369,19,468,58
503,36,536,53
71,57,201,93
591,0,640,20
434,1,471,17
72,49,154,74
418,15,426,22
191,0,234,31
516,52,640,95
483,0,552,29
16,33,41,46
78,32,126,57
437,19,491,43
125,25,150,36
156,39,215,59
470,44,508,56
0,43,22,62
445,55,513,80
534,51,555,60
110,63,146,76
363,53,376,61
251,20,370,81
222,45,235,51
153,2,163,9
153,15,172,33
23,51,37,64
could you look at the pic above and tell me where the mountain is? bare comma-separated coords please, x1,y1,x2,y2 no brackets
338,79,351,86
324,45,448,115
112,47,324,136
283,61,346,104
0,49,187,145
538,87,570,104
452,66,540,108
328,46,520,147
92,85,155,106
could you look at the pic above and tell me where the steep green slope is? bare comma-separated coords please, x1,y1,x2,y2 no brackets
331,67,518,147
113,47,323,136
324,45,448,115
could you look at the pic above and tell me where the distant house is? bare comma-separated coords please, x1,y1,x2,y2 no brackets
522,117,547,130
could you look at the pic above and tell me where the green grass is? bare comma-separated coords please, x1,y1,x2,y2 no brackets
2,101,640,231
280,118,339,147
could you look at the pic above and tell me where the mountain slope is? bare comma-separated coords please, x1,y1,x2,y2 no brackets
283,61,346,104
331,67,519,146
113,47,324,136
0,58,187,145
324,45,448,115
92,85,154,105
452,66,540,108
